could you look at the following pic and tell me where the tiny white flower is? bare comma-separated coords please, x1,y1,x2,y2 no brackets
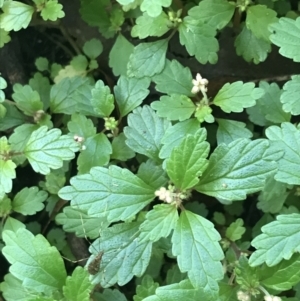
191,73,209,94
74,134,84,143
155,187,173,203
237,291,250,301
264,296,282,301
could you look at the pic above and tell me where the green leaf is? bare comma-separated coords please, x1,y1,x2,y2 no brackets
24,126,80,175
196,139,277,201
12,187,47,215
280,75,300,115
55,206,109,239
35,57,49,72
218,282,240,301
151,94,196,121
140,204,179,243
0,1,34,31
88,222,152,287
226,218,246,241
77,133,112,174
249,214,300,266
246,4,277,41
0,28,11,47
40,0,65,21
127,39,168,78
134,275,159,301
140,0,171,17
83,38,103,59
258,253,300,291
131,12,171,39
90,80,115,117
166,265,187,285
70,55,88,72
166,129,209,190
67,113,96,139
172,211,224,298
269,17,300,62
188,0,235,30
152,59,194,97
111,133,135,161
265,122,300,185
63,266,93,301
216,119,253,145
213,81,264,113
114,75,150,117
109,34,134,76
58,165,155,223
2,228,67,295
12,84,43,116
124,106,171,162
235,25,271,64
179,17,218,64
143,279,203,301
159,118,200,160
0,103,27,131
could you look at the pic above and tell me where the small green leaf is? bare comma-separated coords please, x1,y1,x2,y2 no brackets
140,0,171,17
97,288,128,301
280,75,300,115
196,139,277,201
179,17,218,64
0,195,12,217
63,266,93,301
151,94,196,121
83,38,103,59
40,0,65,21
0,103,27,131
269,17,300,62
70,55,88,72
0,1,34,31
213,81,264,113
0,28,11,47
35,57,49,72
67,113,96,139
24,126,80,175
131,12,171,39
124,106,171,162
172,211,224,298
12,187,47,215
166,129,210,190
58,165,155,222
226,219,246,241
127,39,168,78
152,59,194,97
111,133,135,161
249,214,300,266
134,275,159,301
114,75,150,117
246,4,277,41
2,228,67,295
216,119,253,145
77,133,112,174
140,204,179,242
91,80,115,117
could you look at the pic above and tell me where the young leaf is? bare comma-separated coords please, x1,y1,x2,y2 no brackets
40,0,65,21
246,5,278,41
134,275,159,301
67,113,96,139
88,222,152,288
280,75,300,115
139,204,179,243
111,133,135,161
131,12,171,39
249,214,300,267
0,28,11,47
213,81,264,113
63,266,93,301
114,75,150,117
24,126,80,175
151,94,196,121
179,17,218,64
265,122,300,185
2,228,67,295
216,119,253,145
127,39,168,78
159,118,200,160
152,59,194,97
0,1,34,31
58,165,155,223
172,211,224,298
140,0,172,18
0,103,27,131
83,38,103,59
235,25,271,64
188,0,235,30
35,57,49,72
225,219,246,241
196,139,277,201
124,106,171,162
269,17,300,62
91,80,115,117
12,187,47,215
77,133,112,174
166,129,210,190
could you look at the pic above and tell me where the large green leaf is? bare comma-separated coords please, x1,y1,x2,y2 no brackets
172,211,224,299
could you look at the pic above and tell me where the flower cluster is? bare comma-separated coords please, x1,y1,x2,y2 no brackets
191,73,209,95
155,187,173,203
